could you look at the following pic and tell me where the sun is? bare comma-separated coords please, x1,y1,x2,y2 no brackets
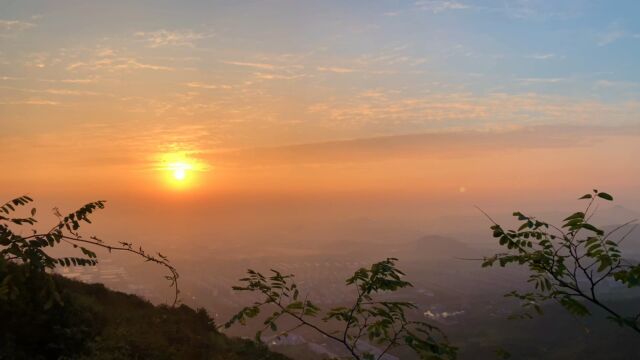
156,151,209,190
169,162,191,181
173,168,186,180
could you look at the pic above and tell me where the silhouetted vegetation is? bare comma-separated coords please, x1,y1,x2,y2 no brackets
0,196,288,359
0,259,289,359
482,190,640,333
4,191,640,359
0,196,179,307
226,258,456,360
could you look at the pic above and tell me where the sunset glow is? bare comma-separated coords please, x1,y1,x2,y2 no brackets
152,151,209,190
0,1,638,208
169,162,190,181
2,2,640,358
173,167,186,181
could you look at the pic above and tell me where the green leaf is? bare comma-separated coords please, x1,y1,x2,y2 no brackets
563,212,585,221
581,223,603,235
597,192,613,201
286,301,304,310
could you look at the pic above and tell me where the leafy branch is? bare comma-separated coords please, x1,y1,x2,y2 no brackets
481,190,640,333
0,196,180,307
224,258,456,360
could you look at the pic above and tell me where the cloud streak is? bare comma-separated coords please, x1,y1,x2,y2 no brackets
207,125,640,167
135,29,212,48
0,19,35,37
415,1,469,13
221,61,278,70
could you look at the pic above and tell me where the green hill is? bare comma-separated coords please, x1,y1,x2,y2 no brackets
0,260,289,360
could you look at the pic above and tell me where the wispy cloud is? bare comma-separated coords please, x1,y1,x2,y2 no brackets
67,58,173,72
253,72,304,80
0,19,36,37
597,29,626,46
135,29,211,48
24,52,60,68
59,78,97,84
207,125,640,167
184,82,232,90
517,77,566,84
596,21,636,46
593,79,639,90
0,98,60,106
355,48,428,67
317,66,356,73
415,1,469,13
221,61,278,70
29,77,99,84
526,53,557,60
0,85,101,96
43,88,100,96
0,19,35,31
66,48,173,72
304,92,635,133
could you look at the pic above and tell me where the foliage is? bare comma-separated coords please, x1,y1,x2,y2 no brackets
225,258,457,360
0,195,179,307
0,195,289,359
481,190,640,333
0,260,289,360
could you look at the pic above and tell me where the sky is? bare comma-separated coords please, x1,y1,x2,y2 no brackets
1,0,640,230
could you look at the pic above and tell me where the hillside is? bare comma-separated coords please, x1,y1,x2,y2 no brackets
0,261,289,360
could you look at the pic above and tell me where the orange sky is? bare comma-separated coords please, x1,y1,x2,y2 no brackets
2,1,640,242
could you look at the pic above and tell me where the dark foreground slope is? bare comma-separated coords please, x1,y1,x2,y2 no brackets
0,262,288,360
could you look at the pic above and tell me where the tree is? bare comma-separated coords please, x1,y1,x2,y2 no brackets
225,258,456,360
1,196,291,359
481,190,640,333
0,195,180,307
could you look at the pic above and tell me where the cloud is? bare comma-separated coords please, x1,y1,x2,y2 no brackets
24,52,61,68
0,85,100,96
597,29,626,46
317,66,357,73
66,49,173,72
0,98,60,106
253,72,304,80
415,1,469,13
526,53,557,60
304,92,639,133
593,79,639,90
517,77,566,84
206,125,640,167
355,49,428,67
221,60,308,80
43,88,100,96
0,19,35,37
60,78,96,84
28,78,99,84
184,82,232,90
67,58,173,72
596,22,632,46
135,29,211,48
221,60,278,70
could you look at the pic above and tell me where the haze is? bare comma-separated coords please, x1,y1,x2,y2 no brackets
2,0,640,283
